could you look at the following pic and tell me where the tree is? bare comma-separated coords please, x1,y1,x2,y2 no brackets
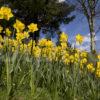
71,0,100,53
0,0,75,41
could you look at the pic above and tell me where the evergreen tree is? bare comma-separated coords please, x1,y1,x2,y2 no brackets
0,0,75,41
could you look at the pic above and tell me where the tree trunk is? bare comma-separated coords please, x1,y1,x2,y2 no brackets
88,18,96,53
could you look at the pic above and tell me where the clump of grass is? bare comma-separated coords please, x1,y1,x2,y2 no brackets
0,48,100,100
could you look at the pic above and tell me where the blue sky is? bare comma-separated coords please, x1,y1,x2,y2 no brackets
41,0,100,52
60,11,100,52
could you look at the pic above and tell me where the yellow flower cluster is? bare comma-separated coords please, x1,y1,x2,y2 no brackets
38,39,54,47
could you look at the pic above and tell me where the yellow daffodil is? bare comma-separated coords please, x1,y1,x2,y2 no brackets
87,63,95,72
62,52,70,64
80,51,87,58
32,46,41,58
97,62,100,69
28,40,35,49
23,31,29,39
20,44,28,53
16,31,29,41
70,55,75,63
46,40,54,47
0,35,4,42
75,53,79,59
64,58,70,65
13,19,25,32
96,70,100,77
60,32,68,43
28,23,38,33
5,28,12,36
38,38,47,47
95,62,100,77
16,32,24,41
0,6,13,20
61,42,67,49
81,58,87,64
76,34,84,44
97,54,100,60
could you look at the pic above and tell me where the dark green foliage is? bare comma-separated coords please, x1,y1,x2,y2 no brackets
0,0,75,40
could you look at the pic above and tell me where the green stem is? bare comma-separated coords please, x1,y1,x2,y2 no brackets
6,55,11,100
30,61,35,99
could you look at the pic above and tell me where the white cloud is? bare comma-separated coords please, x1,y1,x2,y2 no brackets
83,34,90,42
73,42,90,51
83,33,100,43
76,44,90,51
